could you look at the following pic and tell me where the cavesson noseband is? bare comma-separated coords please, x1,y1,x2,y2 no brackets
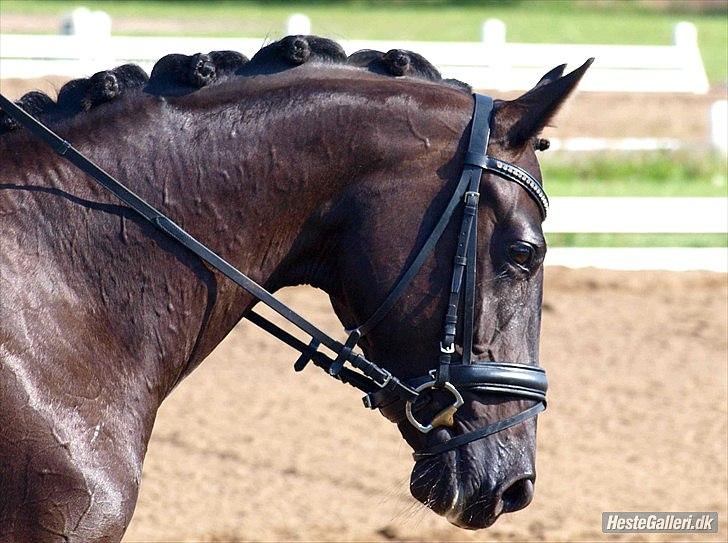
0,92,548,460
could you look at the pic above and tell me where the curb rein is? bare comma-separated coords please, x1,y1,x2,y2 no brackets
0,92,548,460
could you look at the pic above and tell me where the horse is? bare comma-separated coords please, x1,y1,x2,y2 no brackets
0,38,591,541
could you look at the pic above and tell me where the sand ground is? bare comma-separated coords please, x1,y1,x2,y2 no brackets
118,268,727,542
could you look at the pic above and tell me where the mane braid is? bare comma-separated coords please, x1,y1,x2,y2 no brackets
239,35,347,76
54,63,149,121
0,90,57,136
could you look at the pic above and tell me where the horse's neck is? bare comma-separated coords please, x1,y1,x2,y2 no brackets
0,87,376,398
129,92,373,390
2,78,466,404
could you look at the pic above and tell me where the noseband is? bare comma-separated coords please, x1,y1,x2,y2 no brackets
0,92,548,461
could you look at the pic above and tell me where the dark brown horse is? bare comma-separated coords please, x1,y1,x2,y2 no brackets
0,43,589,541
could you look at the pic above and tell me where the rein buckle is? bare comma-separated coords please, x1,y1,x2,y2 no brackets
405,380,464,433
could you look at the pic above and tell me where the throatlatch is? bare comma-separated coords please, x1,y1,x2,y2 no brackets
0,91,548,459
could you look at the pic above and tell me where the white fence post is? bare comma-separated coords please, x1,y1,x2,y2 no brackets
59,7,112,75
710,100,728,154
481,18,508,91
59,7,112,38
481,18,506,47
673,21,710,94
287,14,311,36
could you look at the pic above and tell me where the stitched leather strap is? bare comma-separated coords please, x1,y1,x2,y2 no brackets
484,157,549,218
369,361,548,422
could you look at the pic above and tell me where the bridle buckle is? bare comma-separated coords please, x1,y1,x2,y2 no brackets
375,367,393,388
464,190,480,205
439,342,455,354
405,380,464,433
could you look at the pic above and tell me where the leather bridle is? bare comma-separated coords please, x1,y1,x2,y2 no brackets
0,91,548,461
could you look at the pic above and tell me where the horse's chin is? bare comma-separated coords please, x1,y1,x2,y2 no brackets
445,497,504,530
410,456,494,529
409,452,534,530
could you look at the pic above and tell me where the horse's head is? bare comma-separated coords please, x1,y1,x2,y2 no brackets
324,61,591,529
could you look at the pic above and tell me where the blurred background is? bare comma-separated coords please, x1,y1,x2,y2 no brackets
1,0,726,268
1,1,726,542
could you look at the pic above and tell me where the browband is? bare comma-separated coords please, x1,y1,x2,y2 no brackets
464,152,549,218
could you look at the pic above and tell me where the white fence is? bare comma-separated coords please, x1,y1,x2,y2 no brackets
0,10,710,94
1,10,724,272
545,197,727,272
547,247,725,272
545,198,726,234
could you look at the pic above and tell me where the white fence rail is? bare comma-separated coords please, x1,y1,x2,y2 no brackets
545,198,727,234
547,247,726,272
545,197,727,272
0,12,710,94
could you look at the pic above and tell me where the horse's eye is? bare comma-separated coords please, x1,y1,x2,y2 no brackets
507,241,535,268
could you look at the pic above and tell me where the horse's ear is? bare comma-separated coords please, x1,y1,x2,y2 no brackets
501,58,594,148
532,64,567,90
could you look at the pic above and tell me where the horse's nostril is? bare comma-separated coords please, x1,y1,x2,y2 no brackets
500,477,534,513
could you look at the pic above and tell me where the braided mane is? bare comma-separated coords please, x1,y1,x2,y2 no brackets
0,35,470,136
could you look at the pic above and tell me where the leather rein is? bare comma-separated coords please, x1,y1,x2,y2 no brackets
0,91,548,460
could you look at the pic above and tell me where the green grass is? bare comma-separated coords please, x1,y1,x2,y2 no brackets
542,152,728,197
1,0,725,82
546,233,727,248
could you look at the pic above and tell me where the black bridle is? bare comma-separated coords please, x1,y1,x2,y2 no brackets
0,91,548,460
